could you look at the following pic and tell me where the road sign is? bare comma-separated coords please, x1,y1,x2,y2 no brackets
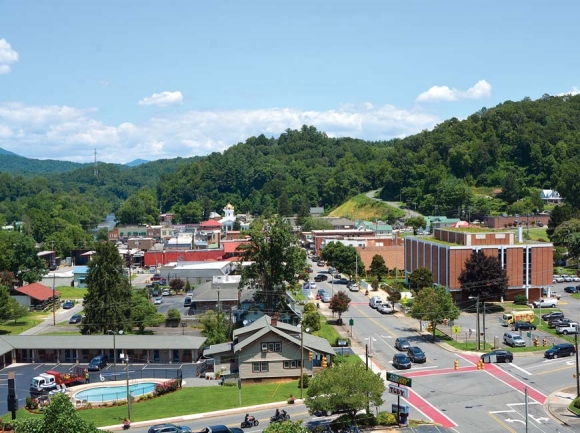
388,383,409,398
349,318,354,326
452,326,460,335
386,372,412,387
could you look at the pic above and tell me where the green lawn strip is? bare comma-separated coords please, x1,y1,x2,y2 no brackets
90,380,299,427
56,286,88,300
315,318,341,345
0,313,47,335
569,398,580,415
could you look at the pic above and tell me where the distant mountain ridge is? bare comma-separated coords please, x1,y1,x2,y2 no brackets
125,159,149,167
0,150,88,176
0,147,19,157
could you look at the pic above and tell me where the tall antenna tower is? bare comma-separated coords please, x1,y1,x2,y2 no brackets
94,149,98,177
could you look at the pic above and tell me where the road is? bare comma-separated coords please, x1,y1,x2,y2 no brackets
365,189,422,219
309,259,577,432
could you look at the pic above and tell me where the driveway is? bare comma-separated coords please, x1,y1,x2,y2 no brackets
366,189,422,219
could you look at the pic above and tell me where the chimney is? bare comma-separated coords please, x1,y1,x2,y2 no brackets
271,312,279,327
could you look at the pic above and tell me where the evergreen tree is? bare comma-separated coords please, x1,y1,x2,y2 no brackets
368,254,389,282
81,242,132,335
458,250,508,301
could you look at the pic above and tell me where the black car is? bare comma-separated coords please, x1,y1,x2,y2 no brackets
407,346,426,363
395,337,411,351
481,350,513,363
316,274,328,281
548,318,573,329
205,425,243,433
564,286,579,294
512,321,536,331
88,354,108,371
545,343,576,359
62,300,75,309
392,353,412,369
541,311,564,321
147,423,192,433
69,314,83,324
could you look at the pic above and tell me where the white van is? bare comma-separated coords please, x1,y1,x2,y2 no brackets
369,296,384,309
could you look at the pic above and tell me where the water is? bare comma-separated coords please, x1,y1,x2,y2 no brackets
73,381,157,402
89,213,116,234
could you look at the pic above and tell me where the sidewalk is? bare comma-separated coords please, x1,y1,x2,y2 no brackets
545,386,580,428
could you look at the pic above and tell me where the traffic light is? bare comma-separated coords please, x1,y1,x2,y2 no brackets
322,356,327,368
427,323,433,332
308,351,313,362
543,338,548,347
534,337,539,347
454,359,459,370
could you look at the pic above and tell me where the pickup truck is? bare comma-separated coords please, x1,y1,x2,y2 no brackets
532,298,559,308
556,322,579,335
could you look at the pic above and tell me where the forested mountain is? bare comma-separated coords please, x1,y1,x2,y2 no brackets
2,93,580,256
0,153,87,175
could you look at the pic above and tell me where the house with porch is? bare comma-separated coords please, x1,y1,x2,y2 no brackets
204,314,334,383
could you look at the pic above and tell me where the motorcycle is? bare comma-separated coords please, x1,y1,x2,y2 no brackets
241,418,259,428
270,413,290,423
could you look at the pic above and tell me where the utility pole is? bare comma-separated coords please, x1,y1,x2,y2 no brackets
52,272,56,326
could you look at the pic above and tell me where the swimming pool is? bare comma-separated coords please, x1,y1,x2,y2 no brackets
73,382,157,403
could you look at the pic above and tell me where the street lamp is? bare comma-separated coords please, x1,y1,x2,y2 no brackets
120,352,132,421
107,330,123,380
468,295,480,351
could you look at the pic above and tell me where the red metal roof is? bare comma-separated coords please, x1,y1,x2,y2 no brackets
200,220,222,227
14,283,60,301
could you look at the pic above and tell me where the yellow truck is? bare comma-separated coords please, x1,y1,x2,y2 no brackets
500,310,535,326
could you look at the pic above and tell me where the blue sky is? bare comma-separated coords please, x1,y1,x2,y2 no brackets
0,1,579,163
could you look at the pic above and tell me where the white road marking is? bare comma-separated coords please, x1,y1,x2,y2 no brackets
509,363,532,376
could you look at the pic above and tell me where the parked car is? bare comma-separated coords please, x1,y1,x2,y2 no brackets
407,346,426,363
545,343,576,359
512,321,536,331
314,275,324,282
378,303,394,314
316,261,326,267
161,289,171,296
542,311,564,321
49,263,58,271
573,276,580,282
321,293,332,303
69,314,82,324
88,354,108,371
503,332,526,347
392,353,412,369
338,278,349,284
147,423,192,433
564,286,578,294
62,300,75,309
154,297,163,305
347,283,359,292
395,337,411,351
481,350,513,363
556,322,579,335
549,318,573,328
533,298,558,308
183,297,192,307
310,282,317,289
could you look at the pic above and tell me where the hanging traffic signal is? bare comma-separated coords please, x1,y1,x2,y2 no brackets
308,351,313,361
322,356,327,368
427,323,433,332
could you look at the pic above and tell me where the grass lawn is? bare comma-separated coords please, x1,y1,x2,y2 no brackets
56,286,87,300
0,312,47,335
316,318,341,345
6,380,301,427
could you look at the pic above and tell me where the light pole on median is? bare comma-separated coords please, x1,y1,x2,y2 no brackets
468,295,480,351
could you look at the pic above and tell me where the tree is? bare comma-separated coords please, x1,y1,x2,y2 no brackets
169,278,185,293
458,250,508,301
301,311,321,332
409,286,459,341
130,290,164,332
306,363,385,425
81,242,132,335
199,310,228,345
405,216,426,235
13,392,110,433
329,291,351,324
320,243,361,278
0,285,24,322
238,217,306,312
408,267,433,291
368,255,388,282
296,197,311,228
0,231,46,285
263,420,310,433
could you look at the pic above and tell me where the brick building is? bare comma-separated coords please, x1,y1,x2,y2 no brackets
405,227,553,302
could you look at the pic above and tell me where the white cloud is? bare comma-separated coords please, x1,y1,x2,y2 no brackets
138,91,183,107
0,39,19,74
416,80,492,102
558,86,580,96
0,102,440,163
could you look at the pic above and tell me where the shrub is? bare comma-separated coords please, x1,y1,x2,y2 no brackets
155,379,180,396
513,294,528,305
377,411,397,426
298,373,309,388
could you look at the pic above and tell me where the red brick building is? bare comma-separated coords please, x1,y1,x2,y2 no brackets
405,228,553,302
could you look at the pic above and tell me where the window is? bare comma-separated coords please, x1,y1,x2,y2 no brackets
252,361,269,372
283,360,302,369
261,342,282,352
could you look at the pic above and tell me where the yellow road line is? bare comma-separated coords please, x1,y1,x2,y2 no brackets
488,412,517,432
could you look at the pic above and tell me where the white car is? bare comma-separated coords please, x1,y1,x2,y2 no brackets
377,303,394,314
348,283,359,292
310,282,317,289
564,275,573,282
153,297,163,305
161,290,170,296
